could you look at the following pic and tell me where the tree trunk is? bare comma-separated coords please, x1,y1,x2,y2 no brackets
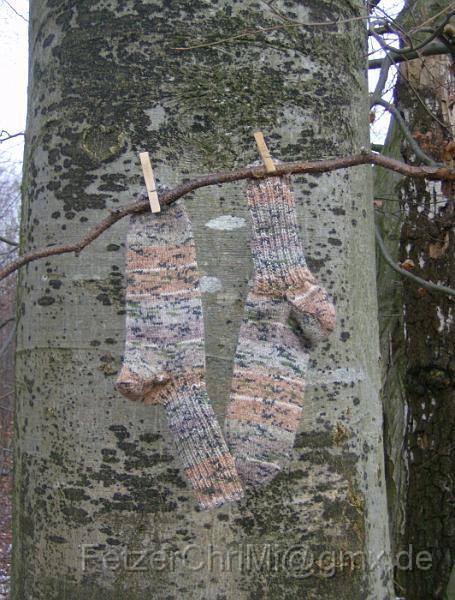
377,1,455,598
396,58,455,600
13,1,393,598
375,117,408,569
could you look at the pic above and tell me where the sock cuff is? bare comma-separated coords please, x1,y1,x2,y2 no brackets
127,199,193,250
247,175,315,293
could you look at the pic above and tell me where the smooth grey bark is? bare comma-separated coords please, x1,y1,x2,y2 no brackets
13,1,393,598
374,117,408,566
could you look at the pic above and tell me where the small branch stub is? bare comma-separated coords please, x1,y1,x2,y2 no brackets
139,151,161,213
253,131,277,173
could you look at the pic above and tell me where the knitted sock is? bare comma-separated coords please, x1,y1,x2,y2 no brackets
249,175,336,344
225,174,336,486
116,199,243,510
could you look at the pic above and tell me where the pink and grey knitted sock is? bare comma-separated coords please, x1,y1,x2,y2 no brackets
116,199,243,510
224,174,336,487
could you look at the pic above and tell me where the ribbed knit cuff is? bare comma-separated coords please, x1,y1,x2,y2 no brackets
247,175,316,293
162,376,244,510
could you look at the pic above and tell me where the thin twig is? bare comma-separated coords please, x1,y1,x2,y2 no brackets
0,130,25,143
374,99,438,166
370,39,393,103
0,247,19,260
369,27,452,163
0,317,15,332
375,224,455,297
0,326,15,359
370,11,454,57
2,151,455,282
0,235,19,247
371,3,410,43
2,0,28,22
170,14,369,52
400,68,452,134
408,2,455,34
368,40,451,69
369,21,398,36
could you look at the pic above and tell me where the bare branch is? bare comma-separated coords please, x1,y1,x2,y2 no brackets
367,0,381,14
375,224,455,297
373,99,438,166
400,67,452,134
2,151,455,282
2,0,28,22
0,317,15,332
408,2,455,34
0,326,15,359
0,235,19,247
369,23,450,166
368,40,452,69
370,10,454,58
370,3,410,43
369,22,396,36
370,41,393,103
0,130,25,143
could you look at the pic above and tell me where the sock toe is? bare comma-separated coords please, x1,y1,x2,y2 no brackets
287,285,336,343
235,457,282,487
115,366,146,401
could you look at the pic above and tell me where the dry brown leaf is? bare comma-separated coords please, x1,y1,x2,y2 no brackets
429,231,450,259
442,141,455,163
400,259,415,270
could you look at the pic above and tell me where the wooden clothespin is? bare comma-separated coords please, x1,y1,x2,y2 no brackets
253,131,277,174
139,151,161,213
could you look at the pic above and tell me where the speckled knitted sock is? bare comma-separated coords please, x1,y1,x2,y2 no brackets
248,175,336,344
224,174,336,486
116,199,243,510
